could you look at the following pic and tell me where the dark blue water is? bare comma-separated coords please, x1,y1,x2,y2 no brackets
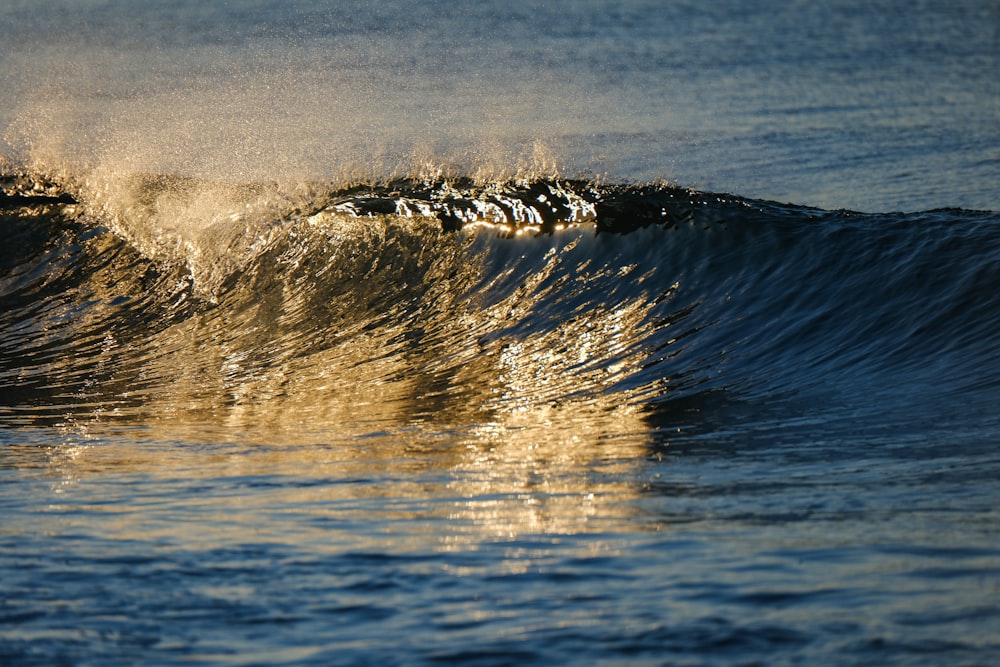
2,1,1000,665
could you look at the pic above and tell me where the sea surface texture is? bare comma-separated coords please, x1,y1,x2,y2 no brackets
2,1,999,665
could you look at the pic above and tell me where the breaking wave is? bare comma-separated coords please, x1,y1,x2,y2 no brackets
2,168,999,441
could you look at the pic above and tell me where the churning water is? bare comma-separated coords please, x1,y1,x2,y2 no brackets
2,1,999,665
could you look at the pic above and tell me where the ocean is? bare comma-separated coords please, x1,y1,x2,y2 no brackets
2,1,999,665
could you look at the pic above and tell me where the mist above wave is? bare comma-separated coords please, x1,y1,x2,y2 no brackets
4,0,998,213
0,0,629,194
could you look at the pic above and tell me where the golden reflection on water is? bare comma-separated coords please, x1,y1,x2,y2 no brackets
4,217,668,545
18,331,655,547
14,401,651,551
444,406,649,545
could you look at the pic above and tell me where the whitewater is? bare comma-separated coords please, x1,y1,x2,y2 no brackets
2,1,999,665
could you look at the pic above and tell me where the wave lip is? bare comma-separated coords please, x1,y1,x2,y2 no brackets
1,173,77,208
307,177,755,235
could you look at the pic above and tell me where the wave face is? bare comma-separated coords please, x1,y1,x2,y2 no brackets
3,170,999,441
